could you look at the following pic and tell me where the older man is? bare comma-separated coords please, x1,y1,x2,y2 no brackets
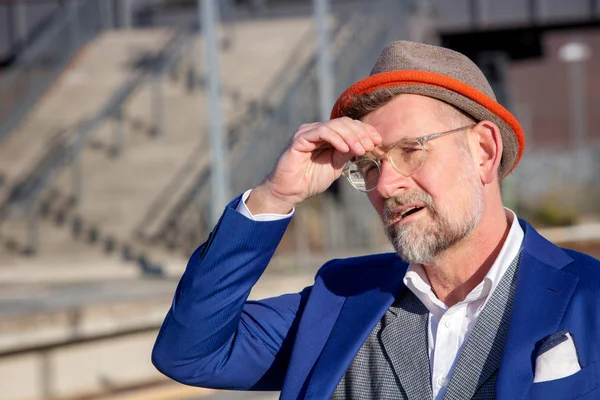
152,41,600,399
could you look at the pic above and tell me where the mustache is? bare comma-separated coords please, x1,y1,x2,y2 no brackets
383,191,436,221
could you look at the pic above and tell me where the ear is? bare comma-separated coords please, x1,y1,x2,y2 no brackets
469,121,502,185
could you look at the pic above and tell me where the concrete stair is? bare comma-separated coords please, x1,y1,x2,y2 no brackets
0,30,175,198
0,15,316,282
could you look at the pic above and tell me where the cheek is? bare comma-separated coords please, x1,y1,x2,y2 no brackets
419,155,464,196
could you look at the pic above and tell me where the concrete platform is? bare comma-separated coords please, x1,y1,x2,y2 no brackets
0,271,315,400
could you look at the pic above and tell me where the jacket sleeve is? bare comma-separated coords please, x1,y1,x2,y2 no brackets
151,196,312,390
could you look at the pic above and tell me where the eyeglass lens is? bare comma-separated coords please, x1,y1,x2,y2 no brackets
344,143,426,191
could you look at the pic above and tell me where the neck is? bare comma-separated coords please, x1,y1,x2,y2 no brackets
422,207,511,308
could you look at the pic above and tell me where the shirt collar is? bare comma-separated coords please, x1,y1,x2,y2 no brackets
403,208,524,311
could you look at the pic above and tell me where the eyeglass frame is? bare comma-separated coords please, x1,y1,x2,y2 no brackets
342,123,477,192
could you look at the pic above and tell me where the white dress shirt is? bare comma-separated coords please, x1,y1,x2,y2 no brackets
403,209,524,399
237,189,524,398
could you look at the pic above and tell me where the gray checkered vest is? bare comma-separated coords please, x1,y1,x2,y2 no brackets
332,252,521,400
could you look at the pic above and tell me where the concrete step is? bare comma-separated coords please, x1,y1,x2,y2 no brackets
0,217,142,283
17,16,316,269
210,16,316,103
0,11,333,284
0,29,175,202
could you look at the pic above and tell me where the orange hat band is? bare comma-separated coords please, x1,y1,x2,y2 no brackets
331,70,525,171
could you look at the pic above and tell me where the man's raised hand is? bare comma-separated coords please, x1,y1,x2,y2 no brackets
246,117,382,214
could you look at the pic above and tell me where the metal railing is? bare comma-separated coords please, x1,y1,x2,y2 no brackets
1,0,418,260
132,19,326,245
0,27,194,254
138,9,362,254
155,0,415,256
0,0,114,143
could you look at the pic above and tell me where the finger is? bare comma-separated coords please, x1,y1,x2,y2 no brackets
295,122,319,135
324,118,368,155
331,117,377,153
347,118,384,150
359,121,383,146
298,125,351,154
348,119,379,151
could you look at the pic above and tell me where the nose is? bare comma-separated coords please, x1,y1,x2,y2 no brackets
374,160,412,198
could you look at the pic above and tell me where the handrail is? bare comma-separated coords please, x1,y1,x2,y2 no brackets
1,0,71,66
0,28,193,220
145,5,385,250
163,0,413,252
0,74,144,219
132,15,344,242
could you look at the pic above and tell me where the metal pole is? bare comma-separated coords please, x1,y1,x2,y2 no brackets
72,125,83,204
72,155,82,205
26,200,39,255
536,0,547,21
152,75,164,136
6,1,16,49
69,0,80,52
122,0,133,29
313,0,340,254
102,0,115,29
14,0,27,46
200,0,230,224
478,0,489,26
112,108,124,156
313,0,334,122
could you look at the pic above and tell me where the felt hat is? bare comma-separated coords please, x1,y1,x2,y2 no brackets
330,41,525,178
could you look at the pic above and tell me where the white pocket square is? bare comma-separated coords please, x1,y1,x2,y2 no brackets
533,330,581,383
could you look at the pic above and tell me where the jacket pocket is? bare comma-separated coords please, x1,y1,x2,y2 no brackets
529,361,598,399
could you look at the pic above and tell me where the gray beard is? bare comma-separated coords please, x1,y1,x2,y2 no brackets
383,168,483,265
386,206,477,264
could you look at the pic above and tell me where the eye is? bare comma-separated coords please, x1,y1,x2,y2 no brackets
399,146,421,156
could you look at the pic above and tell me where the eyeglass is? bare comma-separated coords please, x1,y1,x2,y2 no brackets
342,124,476,192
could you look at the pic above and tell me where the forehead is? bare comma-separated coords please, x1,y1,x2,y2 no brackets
361,94,450,143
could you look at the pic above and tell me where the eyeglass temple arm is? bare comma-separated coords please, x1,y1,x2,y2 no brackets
417,124,476,145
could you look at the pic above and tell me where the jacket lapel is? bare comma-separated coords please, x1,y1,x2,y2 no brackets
281,273,346,400
496,220,578,400
304,257,407,399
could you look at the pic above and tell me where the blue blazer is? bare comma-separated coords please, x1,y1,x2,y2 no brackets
152,196,600,399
